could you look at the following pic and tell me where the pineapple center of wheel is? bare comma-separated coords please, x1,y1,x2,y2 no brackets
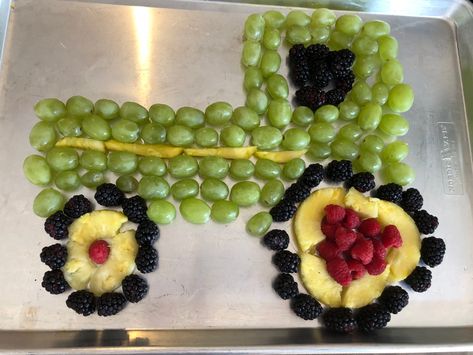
88,240,110,265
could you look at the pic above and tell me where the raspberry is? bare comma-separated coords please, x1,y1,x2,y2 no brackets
320,218,339,240
346,259,366,280
350,237,374,265
325,160,352,182
372,238,387,259
421,236,446,267
342,208,360,229
358,218,381,238
326,258,352,286
347,172,375,193
382,225,403,248
365,256,387,275
324,204,346,224
88,240,110,264
334,227,357,251
316,240,341,261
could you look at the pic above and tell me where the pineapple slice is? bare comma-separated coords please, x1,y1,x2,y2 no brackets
184,148,218,157
105,140,182,158
254,150,307,163
63,257,96,290
56,137,106,152
344,187,379,218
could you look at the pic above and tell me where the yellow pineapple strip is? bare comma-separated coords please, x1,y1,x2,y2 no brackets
104,140,183,158
185,146,257,159
254,150,307,163
184,148,219,157
56,137,106,152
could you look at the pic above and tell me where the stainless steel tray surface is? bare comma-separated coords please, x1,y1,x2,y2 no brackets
0,0,472,352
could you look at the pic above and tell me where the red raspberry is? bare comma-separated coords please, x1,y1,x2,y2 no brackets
324,204,346,224
358,218,381,238
335,226,357,251
320,217,339,240
316,240,341,261
346,259,366,280
342,208,360,229
365,256,387,275
326,258,352,286
372,238,387,259
382,225,403,248
88,240,110,264
350,237,374,265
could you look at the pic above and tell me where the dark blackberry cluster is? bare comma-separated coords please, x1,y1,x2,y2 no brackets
44,211,72,240
135,220,160,246
412,210,439,234
378,286,409,314
289,44,306,62
346,172,375,192
291,61,311,87
95,183,125,207
42,269,69,294
291,294,322,320
298,163,324,188
273,250,300,273
305,43,329,62
312,65,333,89
122,196,148,223
263,229,289,251
404,266,432,292
329,49,355,78
97,292,127,316
401,188,423,212
335,71,355,93
122,274,149,303
322,308,356,333
40,243,67,269
375,183,403,204
356,304,391,332
325,160,353,182
295,86,326,111
66,290,96,316
273,273,299,300
325,88,345,106
136,245,158,273
421,237,446,267
64,195,93,218
269,200,297,222
283,183,311,204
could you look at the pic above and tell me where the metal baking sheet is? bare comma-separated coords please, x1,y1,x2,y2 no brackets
0,0,472,352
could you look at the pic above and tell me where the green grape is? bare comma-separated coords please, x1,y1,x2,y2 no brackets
220,125,246,147
282,158,306,181
331,138,359,160
34,98,66,122
171,179,199,200
94,99,119,120
80,150,107,171
351,81,372,106
260,179,284,206
245,89,269,115
57,116,82,137
255,158,281,180
147,200,176,224
335,14,362,36
168,155,198,178
292,106,314,126
379,113,409,136
352,36,379,56
378,35,398,61
383,162,415,186
138,176,170,200
260,50,281,78
211,200,239,224
244,14,265,41
387,83,414,113
314,105,339,123
23,155,52,186
55,170,80,191
140,122,166,144
263,28,281,50
339,100,360,121
263,10,285,29
230,181,261,207
200,178,229,201
380,141,409,163
371,82,390,105
309,25,330,43
80,171,106,188
307,142,331,160
107,151,138,174
46,147,79,171
251,126,282,150
81,114,111,141
149,104,175,127
243,68,264,92
358,102,382,131
229,159,255,180
195,127,218,147
175,107,205,129
353,55,380,79
119,102,149,124
380,59,404,85
199,156,229,179
233,106,261,131
311,8,336,27
281,128,310,150
267,99,292,128
286,10,311,27
360,134,384,154
308,122,336,143
33,188,65,217
111,119,140,143
355,151,382,173
29,121,57,152
116,175,138,193
286,25,311,45
246,212,273,237
338,123,363,141
362,20,390,39
66,96,93,117
138,156,166,176
180,198,211,224
166,125,194,146
328,31,353,49
242,40,262,67
205,102,233,126
267,74,289,100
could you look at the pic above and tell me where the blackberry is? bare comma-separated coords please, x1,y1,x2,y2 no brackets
97,292,127,316
63,195,93,218
311,66,333,89
283,183,311,204
136,245,158,273
412,210,439,234
263,229,289,251
273,273,299,300
401,188,423,212
322,308,356,334
378,286,409,314
122,274,149,303
330,49,355,68
41,269,69,294
122,196,148,223
404,266,432,292
290,61,311,87
375,183,403,204
421,237,446,267
306,44,329,62
273,250,300,273
329,62,351,79
325,88,346,106
66,290,96,316
40,243,67,269
325,160,353,182
135,220,160,246
269,200,297,222
94,183,125,207
347,172,375,193
298,163,324,188
291,294,322,320
356,304,391,332
295,86,326,111
289,44,306,63
44,211,73,240
335,71,355,93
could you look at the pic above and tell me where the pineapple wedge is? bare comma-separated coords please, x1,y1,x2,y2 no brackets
105,140,182,158
254,150,307,163
184,146,257,159
69,211,127,246
344,188,379,218
63,257,97,290
56,137,106,152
